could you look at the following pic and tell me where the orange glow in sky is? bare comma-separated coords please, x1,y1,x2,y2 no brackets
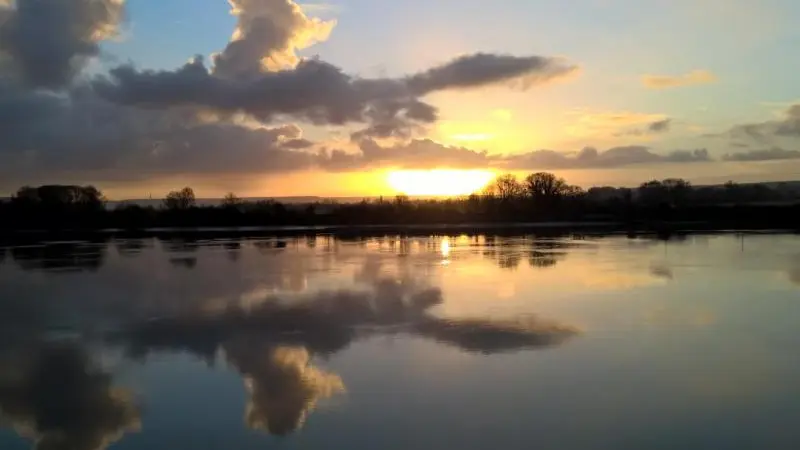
387,170,495,196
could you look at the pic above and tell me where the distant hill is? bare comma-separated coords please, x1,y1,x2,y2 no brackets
107,197,332,208
697,180,800,192
9,180,800,208
106,195,450,208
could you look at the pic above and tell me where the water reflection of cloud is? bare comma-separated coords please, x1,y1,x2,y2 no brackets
2,234,582,440
415,316,577,354
114,239,150,258
4,232,800,446
581,272,666,290
789,256,800,286
117,256,578,356
649,264,674,280
645,306,716,328
169,256,198,269
0,343,140,450
224,343,344,436
113,258,578,435
159,237,200,253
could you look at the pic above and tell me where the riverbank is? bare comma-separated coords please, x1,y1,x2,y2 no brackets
1,221,797,245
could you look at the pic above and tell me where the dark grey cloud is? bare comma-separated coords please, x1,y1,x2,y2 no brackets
722,147,800,162
0,80,715,185
0,82,321,184
0,0,584,186
663,148,712,162
615,118,672,137
314,141,713,173
501,145,710,170
0,0,125,89
348,98,438,141
93,56,380,125
714,104,800,144
648,118,672,133
317,138,491,171
776,105,800,137
93,51,577,129
406,53,578,93
90,0,577,131
281,137,315,149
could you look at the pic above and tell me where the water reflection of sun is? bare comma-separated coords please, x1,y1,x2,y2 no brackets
441,237,451,259
387,170,494,196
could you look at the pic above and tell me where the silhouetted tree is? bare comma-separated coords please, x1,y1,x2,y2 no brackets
524,172,570,200
638,180,668,206
163,187,196,210
13,185,105,210
489,174,524,201
221,192,242,208
394,194,410,206
662,178,692,206
3,174,800,231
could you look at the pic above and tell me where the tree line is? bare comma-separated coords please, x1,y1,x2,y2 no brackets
1,172,799,231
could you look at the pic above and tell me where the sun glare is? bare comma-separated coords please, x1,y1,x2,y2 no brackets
387,170,494,196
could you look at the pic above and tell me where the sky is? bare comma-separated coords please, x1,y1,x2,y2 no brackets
1,0,800,198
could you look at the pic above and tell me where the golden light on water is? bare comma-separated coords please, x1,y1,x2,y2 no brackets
441,237,451,259
387,170,495,196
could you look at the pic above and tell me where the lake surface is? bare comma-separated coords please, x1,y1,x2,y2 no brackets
1,232,799,450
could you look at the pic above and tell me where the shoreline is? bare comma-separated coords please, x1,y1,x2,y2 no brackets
1,221,797,242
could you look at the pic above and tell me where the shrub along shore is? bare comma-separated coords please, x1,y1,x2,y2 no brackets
1,173,799,233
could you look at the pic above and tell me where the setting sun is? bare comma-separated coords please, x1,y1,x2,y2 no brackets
387,170,495,196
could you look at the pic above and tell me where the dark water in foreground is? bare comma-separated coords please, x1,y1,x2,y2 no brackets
1,233,799,449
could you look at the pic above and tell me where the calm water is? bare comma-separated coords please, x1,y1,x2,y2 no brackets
1,233,799,450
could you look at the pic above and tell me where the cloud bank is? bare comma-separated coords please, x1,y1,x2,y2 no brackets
723,147,800,162
502,145,710,170
615,118,673,137
0,0,125,89
0,0,769,190
715,104,800,162
725,104,800,142
0,0,587,187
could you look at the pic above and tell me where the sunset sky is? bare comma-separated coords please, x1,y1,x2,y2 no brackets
2,0,800,198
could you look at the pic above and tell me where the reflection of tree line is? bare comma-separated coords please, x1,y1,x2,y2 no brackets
480,237,579,270
6,235,800,282
5,234,799,283
9,243,107,273
2,235,580,273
